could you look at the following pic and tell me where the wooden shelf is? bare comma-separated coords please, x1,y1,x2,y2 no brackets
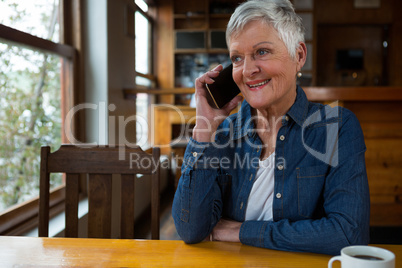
123,88,194,99
304,87,402,101
209,14,232,19
124,86,402,101
174,48,208,54
174,14,206,19
174,49,229,54
174,28,208,32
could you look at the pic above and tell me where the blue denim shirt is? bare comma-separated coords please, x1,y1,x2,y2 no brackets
172,86,370,255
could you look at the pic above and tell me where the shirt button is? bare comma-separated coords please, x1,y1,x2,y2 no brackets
279,135,285,141
240,202,244,209
277,164,284,170
276,193,282,199
192,152,197,157
285,115,289,121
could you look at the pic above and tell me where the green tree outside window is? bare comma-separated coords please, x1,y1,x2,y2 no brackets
0,0,62,211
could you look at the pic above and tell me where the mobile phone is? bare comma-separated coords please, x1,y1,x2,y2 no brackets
205,64,240,109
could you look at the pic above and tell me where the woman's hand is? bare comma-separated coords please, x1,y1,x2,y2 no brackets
193,65,243,142
209,218,242,242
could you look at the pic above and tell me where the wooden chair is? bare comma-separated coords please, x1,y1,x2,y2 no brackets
39,145,160,239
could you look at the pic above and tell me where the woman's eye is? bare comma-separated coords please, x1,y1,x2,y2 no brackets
231,55,242,63
257,49,269,56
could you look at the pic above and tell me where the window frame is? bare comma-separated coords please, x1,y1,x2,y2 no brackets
133,2,156,147
134,3,156,87
0,0,83,235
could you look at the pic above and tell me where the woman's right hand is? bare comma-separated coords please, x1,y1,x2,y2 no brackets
192,65,243,143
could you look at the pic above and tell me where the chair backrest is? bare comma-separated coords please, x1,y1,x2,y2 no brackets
39,144,160,239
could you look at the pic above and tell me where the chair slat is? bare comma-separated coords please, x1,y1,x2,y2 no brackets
39,146,51,237
88,174,112,238
65,173,79,237
151,148,161,240
120,174,135,239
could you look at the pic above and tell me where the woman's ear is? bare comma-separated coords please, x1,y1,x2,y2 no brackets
295,42,307,72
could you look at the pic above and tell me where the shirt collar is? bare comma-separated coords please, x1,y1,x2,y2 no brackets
232,85,309,140
287,85,309,127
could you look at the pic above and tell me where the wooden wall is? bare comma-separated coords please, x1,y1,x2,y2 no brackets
346,100,402,226
315,0,402,86
389,0,402,86
315,0,395,24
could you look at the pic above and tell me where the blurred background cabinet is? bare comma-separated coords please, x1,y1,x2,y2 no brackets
155,0,402,106
173,0,241,105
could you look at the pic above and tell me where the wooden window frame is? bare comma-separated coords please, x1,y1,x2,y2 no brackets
0,0,84,236
132,2,157,147
134,3,156,87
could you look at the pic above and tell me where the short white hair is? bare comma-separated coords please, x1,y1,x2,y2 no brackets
226,0,305,59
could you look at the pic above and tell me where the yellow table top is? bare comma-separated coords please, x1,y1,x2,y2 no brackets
0,236,400,267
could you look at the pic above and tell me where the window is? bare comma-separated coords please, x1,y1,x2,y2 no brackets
0,0,60,41
134,0,155,147
0,0,80,235
0,45,63,211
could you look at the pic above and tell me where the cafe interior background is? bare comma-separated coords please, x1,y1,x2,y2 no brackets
0,0,401,243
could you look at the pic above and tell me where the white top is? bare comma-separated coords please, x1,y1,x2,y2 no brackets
245,153,275,221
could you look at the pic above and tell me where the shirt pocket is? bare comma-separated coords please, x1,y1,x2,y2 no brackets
297,165,328,218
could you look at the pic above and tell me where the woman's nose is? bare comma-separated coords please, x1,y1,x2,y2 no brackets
242,57,260,78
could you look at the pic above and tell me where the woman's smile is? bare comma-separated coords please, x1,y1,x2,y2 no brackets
246,79,271,90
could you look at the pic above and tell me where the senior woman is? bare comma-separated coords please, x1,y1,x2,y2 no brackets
172,0,370,255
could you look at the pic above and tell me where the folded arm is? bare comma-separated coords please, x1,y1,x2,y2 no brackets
172,139,227,243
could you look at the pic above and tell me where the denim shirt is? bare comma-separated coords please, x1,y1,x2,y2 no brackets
172,86,370,255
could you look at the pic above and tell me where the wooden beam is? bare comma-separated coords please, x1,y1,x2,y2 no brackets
155,0,174,104
0,24,76,59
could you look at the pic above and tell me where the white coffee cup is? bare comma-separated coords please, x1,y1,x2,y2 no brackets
328,246,395,268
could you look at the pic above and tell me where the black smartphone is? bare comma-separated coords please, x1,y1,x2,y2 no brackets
205,64,240,109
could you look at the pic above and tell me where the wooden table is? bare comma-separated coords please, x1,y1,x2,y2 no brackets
0,236,400,267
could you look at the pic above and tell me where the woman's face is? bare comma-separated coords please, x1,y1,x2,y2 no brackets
229,20,306,111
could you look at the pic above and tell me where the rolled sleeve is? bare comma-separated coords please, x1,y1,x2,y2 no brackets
240,221,269,248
